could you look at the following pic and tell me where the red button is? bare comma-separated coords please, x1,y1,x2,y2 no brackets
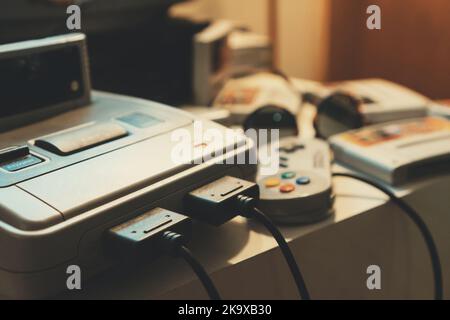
280,183,295,193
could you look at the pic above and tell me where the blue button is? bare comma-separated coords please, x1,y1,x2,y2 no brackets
296,176,311,185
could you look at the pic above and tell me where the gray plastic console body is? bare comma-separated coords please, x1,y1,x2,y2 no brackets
0,91,256,298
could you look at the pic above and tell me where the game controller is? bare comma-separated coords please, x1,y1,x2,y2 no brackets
256,137,334,224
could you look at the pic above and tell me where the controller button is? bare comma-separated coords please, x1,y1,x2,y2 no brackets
265,178,281,188
296,176,311,185
281,172,296,179
280,163,289,168
280,183,295,193
280,156,288,161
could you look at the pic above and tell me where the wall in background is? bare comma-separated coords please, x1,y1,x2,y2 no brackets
328,0,450,99
171,0,268,34
172,0,449,97
277,0,330,81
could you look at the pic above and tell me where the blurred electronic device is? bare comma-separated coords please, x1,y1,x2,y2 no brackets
429,100,450,118
213,72,301,124
2,0,201,106
193,20,273,105
256,137,334,224
243,105,299,139
193,20,234,105
227,30,273,71
330,117,450,186
0,34,256,298
0,33,91,132
314,79,430,139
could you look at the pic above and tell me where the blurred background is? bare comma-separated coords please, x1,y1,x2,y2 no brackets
1,0,449,104
172,0,450,99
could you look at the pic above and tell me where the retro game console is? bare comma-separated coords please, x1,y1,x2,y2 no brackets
193,20,273,106
193,20,235,106
0,34,256,298
330,117,450,185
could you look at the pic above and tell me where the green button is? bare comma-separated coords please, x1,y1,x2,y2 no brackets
281,172,296,179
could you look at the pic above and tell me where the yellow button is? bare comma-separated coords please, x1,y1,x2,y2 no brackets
264,178,281,188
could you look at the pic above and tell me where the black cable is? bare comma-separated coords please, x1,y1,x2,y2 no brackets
163,231,221,300
177,245,222,300
332,172,443,300
236,196,310,300
251,208,311,300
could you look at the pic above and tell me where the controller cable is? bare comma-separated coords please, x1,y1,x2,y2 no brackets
162,231,222,300
332,172,443,300
236,195,311,300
